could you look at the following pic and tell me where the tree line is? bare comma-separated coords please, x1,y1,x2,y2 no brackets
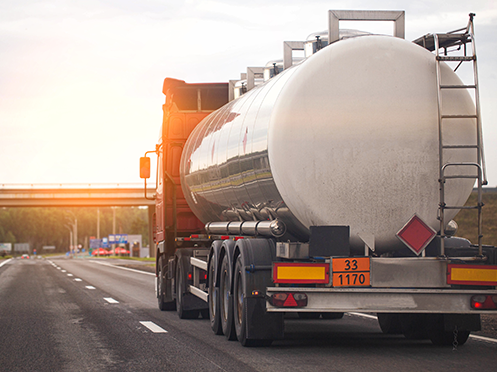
0,207,149,254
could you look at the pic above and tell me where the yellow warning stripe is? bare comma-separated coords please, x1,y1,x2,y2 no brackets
451,267,497,283
277,266,326,280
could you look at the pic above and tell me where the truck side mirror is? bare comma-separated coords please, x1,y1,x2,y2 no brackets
140,157,151,179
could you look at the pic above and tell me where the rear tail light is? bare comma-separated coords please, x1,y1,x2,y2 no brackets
271,292,308,307
471,295,497,309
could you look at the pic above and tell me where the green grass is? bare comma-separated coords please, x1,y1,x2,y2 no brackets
453,191,497,246
0,255,13,260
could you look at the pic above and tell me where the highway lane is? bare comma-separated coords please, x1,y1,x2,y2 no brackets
1,257,497,372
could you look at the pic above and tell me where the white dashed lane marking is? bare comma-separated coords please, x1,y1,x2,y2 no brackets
91,260,155,276
85,286,96,290
67,274,73,277
140,321,167,333
74,278,82,282
104,297,119,304
0,259,12,268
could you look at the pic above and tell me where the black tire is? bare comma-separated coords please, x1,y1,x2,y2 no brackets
233,255,273,347
208,254,223,334
157,255,175,311
377,313,402,334
220,254,236,340
298,312,321,319
429,329,470,346
322,312,344,320
400,314,429,340
176,258,199,319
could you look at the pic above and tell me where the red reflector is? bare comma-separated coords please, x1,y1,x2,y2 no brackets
396,214,436,256
184,237,191,241
221,236,230,240
188,273,192,280
234,237,244,241
283,294,298,307
271,292,307,307
191,234,199,238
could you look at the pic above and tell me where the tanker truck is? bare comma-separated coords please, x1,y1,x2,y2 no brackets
140,10,497,346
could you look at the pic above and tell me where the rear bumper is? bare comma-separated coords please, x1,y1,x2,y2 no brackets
266,287,497,314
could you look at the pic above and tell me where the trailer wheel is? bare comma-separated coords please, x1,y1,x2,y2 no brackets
220,254,236,340
428,315,471,346
233,255,273,347
208,253,222,334
176,258,199,319
400,314,428,340
429,329,470,346
377,313,402,334
157,255,175,311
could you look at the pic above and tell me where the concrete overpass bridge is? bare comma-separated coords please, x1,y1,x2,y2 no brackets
0,184,155,207
0,184,157,256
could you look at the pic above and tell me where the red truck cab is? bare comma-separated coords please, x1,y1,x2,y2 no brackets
153,78,228,256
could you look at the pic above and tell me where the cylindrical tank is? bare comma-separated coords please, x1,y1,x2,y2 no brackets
180,35,477,253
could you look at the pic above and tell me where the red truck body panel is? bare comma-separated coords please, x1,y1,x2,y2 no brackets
155,79,228,243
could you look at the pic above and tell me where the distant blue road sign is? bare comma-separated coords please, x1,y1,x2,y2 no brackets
90,239,102,249
109,234,128,244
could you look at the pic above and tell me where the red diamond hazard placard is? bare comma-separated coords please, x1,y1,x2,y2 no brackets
396,214,437,256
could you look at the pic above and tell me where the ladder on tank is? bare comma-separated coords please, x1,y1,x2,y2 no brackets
415,13,487,257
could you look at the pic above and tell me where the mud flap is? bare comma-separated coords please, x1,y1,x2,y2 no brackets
245,297,284,340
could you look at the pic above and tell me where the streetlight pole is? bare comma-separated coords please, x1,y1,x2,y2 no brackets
97,208,100,240
66,210,78,255
65,225,73,253
112,207,116,256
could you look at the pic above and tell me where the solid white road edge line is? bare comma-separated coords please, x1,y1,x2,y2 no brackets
0,258,13,268
348,312,377,320
90,260,155,276
469,334,497,344
104,297,119,304
348,312,497,344
140,321,167,333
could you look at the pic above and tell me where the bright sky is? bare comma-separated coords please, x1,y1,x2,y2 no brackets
1,0,496,186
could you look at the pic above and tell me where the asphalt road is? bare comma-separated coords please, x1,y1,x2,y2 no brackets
1,257,497,372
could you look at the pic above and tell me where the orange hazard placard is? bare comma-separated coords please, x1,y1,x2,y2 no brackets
332,257,370,272
332,257,370,287
332,272,370,287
